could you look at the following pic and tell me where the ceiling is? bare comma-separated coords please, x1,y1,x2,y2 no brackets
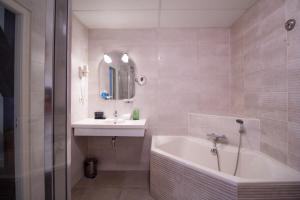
72,0,257,29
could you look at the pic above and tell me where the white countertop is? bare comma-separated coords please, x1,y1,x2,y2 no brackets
72,118,147,137
72,118,147,129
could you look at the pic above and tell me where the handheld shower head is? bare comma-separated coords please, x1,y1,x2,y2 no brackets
236,119,245,134
236,119,244,124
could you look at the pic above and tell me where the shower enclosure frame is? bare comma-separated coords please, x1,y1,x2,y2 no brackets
0,0,71,199
45,0,71,199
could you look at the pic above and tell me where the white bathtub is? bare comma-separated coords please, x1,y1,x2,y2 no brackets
150,136,300,200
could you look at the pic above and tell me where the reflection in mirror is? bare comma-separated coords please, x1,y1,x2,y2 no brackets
99,51,136,100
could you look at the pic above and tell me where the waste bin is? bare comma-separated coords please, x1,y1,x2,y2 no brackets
84,158,98,178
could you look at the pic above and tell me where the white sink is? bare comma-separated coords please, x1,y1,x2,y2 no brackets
72,118,147,137
104,118,126,124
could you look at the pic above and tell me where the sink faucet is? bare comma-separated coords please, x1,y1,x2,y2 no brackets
113,110,118,118
113,110,118,124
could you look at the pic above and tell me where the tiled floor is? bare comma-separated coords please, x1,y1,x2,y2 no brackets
72,171,154,200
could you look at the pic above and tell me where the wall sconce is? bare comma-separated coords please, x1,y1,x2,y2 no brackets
121,53,129,63
104,54,112,64
79,65,89,79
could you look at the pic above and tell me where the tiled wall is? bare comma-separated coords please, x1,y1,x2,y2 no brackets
188,113,261,150
231,0,300,171
286,0,300,172
86,28,231,170
71,16,89,186
13,0,46,199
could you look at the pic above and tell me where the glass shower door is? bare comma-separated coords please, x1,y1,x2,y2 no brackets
0,0,70,199
0,5,16,200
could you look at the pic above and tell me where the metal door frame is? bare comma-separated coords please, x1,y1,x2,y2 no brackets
45,0,70,199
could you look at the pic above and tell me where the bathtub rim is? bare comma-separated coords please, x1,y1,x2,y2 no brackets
151,135,300,185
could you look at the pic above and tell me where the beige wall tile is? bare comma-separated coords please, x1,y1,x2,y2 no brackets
260,142,287,163
288,92,300,124
260,118,287,154
230,0,300,171
244,92,287,121
286,0,300,170
288,122,300,169
71,16,89,186
188,113,261,150
86,28,231,170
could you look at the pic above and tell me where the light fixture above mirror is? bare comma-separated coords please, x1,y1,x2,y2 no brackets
121,53,129,63
103,54,112,64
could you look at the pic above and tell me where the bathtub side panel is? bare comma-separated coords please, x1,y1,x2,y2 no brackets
150,152,185,200
150,152,238,200
237,182,300,200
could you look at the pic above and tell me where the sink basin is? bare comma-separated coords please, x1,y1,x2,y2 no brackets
72,118,147,137
104,118,125,124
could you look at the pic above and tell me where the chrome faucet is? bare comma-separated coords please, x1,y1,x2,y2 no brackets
207,133,228,154
113,110,118,118
207,133,227,171
113,110,118,124
207,133,228,144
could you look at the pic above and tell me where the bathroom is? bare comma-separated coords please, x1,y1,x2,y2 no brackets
0,0,299,199
70,0,300,199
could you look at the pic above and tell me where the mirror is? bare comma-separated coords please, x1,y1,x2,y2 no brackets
99,51,136,100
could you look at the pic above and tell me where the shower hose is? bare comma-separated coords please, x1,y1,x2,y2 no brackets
233,133,242,176
215,133,241,176
216,150,221,171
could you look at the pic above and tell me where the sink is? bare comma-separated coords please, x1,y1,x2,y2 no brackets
104,118,126,124
72,118,147,137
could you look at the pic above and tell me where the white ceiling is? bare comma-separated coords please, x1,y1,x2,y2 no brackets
72,0,257,29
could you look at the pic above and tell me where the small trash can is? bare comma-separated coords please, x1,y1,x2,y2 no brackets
84,158,98,178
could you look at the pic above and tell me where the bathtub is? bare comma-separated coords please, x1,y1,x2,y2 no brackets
150,136,300,200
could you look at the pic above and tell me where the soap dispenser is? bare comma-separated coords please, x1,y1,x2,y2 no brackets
132,109,140,120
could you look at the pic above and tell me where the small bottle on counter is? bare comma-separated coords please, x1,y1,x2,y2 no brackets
132,109,140,120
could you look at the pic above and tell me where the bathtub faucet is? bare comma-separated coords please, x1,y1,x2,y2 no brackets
207,133,227,171
206,133,228,144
